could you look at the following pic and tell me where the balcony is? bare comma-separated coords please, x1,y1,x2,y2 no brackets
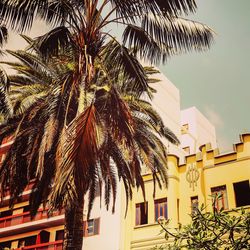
0,209,64,237
18,240,63,250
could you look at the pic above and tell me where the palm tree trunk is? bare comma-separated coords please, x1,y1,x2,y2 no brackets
63,198,84,250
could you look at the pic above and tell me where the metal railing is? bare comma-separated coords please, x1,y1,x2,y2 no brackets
18,240,63,250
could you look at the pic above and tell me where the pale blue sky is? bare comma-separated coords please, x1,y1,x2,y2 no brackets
159,0,250,151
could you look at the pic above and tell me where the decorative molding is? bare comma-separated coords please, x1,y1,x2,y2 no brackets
186,163,199,191
131,235,174,248
143,174,179,183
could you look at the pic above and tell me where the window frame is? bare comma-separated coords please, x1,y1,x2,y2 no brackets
183,146,190,154
190,196,199,214
135,202,148,226
233,180,250,207
181,124,189,134
83,218,100,237
211,185,228,211
154,198,168,222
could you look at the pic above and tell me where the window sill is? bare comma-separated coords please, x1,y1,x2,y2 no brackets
211,205,250,214
134,222,158,229
229,204,250,211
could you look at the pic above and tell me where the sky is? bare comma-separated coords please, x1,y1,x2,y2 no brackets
159,0,250,151
3,0,250,152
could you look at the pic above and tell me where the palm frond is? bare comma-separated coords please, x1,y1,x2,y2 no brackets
0,104,46,203
123,15,214,64
0,133,29,204
27,85,71,215
127,96,179,144
152,0,197,15
40,0,83,30
50,104,100,209
0,66,12,118
8,79,50,117
0,25,8,47
141,14,214,54
0,0,48,32
34,26,73,59
0,66,10,91
86,161,99,218
107,137,133,216
6,50,56,82
111,0,197,23
95,87,135,147
101,40,149,96
130,153,146,201
36,115,58,179
102,162,117,213
123,24,171,64
8,75,34,86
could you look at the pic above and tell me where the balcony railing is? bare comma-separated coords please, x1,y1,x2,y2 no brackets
0,209,62,228
18,240,63,250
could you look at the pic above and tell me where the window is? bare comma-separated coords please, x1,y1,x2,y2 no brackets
83,218,100,237
0,240,12,249
135,202,148,226
181,124,189,134
211,185,228,210
56,230,64,241
18,236,36,247
86,219,94,235
36,230,50,244
154,198,167,222
183,146,190,154
23,205,31,212
233,180,250,207
191,196,199,214
0,209,12,219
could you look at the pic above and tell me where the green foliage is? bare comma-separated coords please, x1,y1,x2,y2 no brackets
154,204,250,250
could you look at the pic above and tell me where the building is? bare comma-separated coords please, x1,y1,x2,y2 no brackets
122,134,250,249
180,107,217,155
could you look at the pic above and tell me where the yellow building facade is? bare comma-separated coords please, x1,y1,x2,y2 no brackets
121,133,250,250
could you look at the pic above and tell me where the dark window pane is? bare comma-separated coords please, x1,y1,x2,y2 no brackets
233,180,250,207
0,240,12,248
56,230,64,241
191,196,199,214
0,210,12,218
136,203,148,225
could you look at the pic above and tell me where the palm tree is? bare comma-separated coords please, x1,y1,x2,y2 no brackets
0,41,178,248
0,1,214,249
